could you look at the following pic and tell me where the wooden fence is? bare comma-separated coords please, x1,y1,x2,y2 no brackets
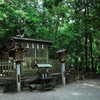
0,59,68,77
0,60,16,77
49,59,68,73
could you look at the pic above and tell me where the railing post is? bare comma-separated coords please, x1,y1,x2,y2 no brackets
61,62,66,85
16,62,21,92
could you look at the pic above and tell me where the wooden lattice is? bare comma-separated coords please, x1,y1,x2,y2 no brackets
0,60,16,77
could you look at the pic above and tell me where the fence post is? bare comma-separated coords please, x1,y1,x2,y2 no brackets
16,62,21,92
61,62,66,85
0,60,2,76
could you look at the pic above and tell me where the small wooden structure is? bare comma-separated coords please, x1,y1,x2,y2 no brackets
0,37,53,77
56,49,68,85
34,64,55,91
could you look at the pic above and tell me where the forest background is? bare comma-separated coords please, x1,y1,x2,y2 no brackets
0,0,100,74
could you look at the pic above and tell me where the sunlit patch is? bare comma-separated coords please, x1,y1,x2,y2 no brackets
71,92,81,96
97,86,100,89
84,83,100,89
84,83,95,87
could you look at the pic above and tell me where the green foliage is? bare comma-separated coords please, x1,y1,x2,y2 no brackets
0,0,100,73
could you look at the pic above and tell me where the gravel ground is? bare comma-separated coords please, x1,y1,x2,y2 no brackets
0,79,100,100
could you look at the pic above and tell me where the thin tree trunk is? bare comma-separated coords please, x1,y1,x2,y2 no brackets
89,32,94,72
85,31,88,72
54,12,60,59
84,0,88,72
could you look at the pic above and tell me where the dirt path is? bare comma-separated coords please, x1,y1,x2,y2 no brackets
0,79,100,100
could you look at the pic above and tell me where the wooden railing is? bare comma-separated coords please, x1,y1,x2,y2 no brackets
0,59,68,77
0,60,16,77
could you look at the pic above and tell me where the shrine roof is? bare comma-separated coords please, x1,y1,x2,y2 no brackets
11,37,53,44
0,42,26,52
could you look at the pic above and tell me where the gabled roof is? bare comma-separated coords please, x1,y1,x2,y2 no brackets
0,42,26,53
0,37,53,53
11,37,53,44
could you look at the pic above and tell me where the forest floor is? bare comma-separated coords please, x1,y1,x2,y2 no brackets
0,78,100,100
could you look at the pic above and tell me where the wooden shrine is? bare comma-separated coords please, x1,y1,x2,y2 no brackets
0,37,53,76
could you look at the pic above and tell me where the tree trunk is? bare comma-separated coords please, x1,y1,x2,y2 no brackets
84,0,89,72
89,32,94,72
84,3,88,72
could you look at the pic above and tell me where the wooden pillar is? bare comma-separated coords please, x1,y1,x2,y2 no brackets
61,62,66,85
16,63,21,92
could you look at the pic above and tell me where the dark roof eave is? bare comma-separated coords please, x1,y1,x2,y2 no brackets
11,37,53,44
56,49,68,54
